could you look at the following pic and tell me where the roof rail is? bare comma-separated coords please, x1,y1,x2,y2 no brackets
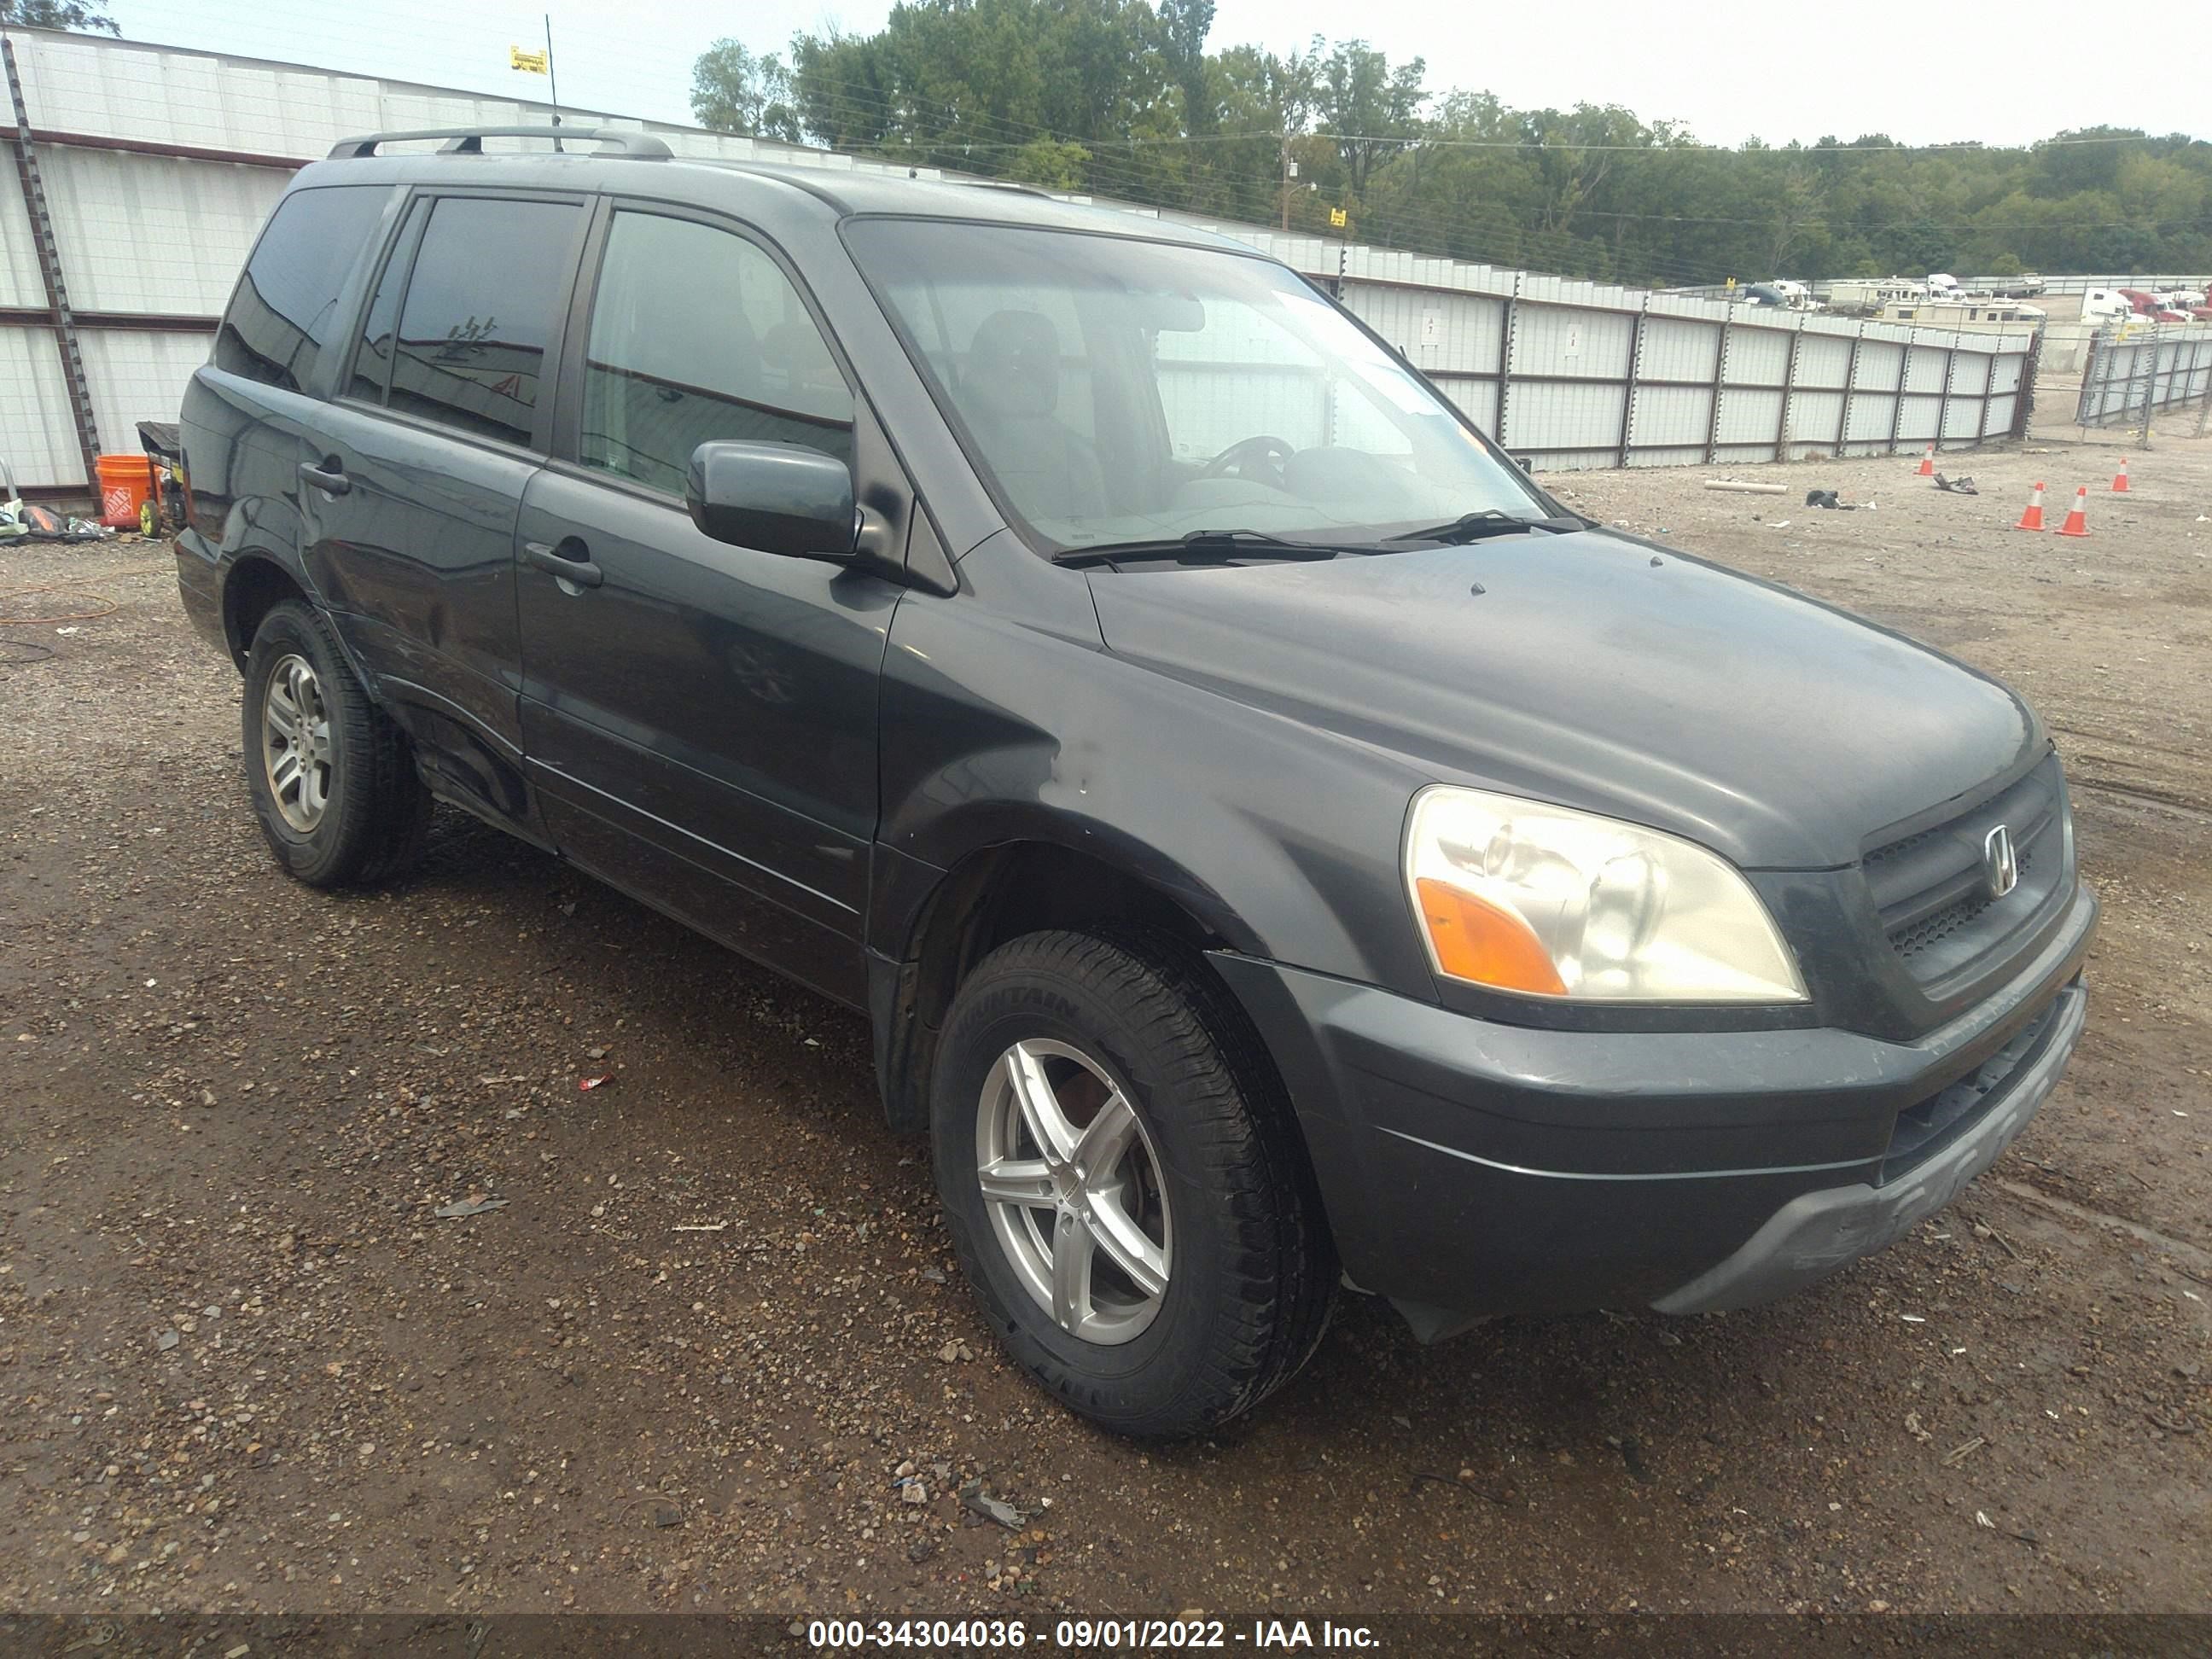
327,125,672,160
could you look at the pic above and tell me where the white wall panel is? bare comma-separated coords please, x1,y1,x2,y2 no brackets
44,147,285,316
1854,341,1906,393
1950,351,1994,397
1,172,43,308
1714,387,1783,446
1723,324,1791,387
1431,375,1499,436
1793,334,1854,390
1627,385,1712,451
1640,317,1720,384
0,326,84,486
76,329,212,455
1511,303,1633,381
1895,394,1944,444
1844,389,1901,445
1786,390,1845,450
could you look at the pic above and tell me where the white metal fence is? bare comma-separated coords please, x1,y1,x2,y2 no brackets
3,26,2038,492
2074,323,2212,428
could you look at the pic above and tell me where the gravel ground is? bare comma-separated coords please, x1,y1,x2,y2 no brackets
2,410,2207,1619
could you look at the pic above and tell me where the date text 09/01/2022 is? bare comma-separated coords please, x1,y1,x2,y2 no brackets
806,1618,1382,1649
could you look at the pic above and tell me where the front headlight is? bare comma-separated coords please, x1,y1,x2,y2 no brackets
1404,787,1807,1004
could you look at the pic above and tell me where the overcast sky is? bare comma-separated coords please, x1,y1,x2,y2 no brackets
106,0,2206,149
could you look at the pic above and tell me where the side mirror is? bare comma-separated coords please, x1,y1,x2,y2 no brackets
685,440,859,560
1511,452,1534,472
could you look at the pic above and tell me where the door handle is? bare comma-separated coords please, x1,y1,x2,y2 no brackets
298,459,351,496
522,538,602,589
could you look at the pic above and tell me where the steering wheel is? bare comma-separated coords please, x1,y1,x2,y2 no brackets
1198,434,1294,486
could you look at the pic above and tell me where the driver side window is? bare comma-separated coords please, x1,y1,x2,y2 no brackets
579,211,853,498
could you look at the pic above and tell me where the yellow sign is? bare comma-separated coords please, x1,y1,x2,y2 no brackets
1329,207,1348,228
509,45,550,73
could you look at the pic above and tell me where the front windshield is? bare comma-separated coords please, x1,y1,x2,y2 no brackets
845,219,1547,551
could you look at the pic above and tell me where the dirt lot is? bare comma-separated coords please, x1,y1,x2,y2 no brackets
3,411,2207,1621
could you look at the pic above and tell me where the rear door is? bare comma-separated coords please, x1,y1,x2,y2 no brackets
189,182,397,562
514,203,898,1006
308,189,590,826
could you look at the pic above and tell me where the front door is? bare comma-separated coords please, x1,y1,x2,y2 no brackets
515,205,897,1006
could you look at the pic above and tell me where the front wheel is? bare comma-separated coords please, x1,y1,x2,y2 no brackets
931,931,1333,1438
242,600,430,887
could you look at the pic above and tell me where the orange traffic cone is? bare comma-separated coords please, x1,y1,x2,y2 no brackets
2013,481,2046,532
1917,444,1936,477
2111,456,2130,492
2056,486,2091,538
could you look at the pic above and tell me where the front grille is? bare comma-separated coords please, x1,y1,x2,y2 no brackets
1880,992,2062,1181
1863,757,2069,990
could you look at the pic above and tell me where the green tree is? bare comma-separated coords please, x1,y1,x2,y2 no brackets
0,0,117,29
691,39,802,143
1313,39,1426,201
1006,137,1092,189
689,23,2212,288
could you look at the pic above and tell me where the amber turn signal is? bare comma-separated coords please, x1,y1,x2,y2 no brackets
1414,877,1569,996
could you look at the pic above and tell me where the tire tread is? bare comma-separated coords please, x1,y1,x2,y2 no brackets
934,928,1334,1438
242,601,429,887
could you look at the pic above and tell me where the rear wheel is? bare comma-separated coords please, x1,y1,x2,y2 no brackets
931,930,1333,1438
242,601,430,887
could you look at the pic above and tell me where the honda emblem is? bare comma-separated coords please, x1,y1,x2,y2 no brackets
1983,824,2018,899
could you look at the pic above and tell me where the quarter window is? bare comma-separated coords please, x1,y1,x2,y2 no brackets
580,211,853,497
214,185,390,392
385,196,584,445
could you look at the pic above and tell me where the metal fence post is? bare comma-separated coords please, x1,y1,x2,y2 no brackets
2137,332,2158,450
1936,341,1958,453
1837,323,1864,455
1616,297,1646,469
1888,332,1910,457
2013,327,2040,439
1703,306,1733,466
1497,274,1520,452
1773,318,1802,463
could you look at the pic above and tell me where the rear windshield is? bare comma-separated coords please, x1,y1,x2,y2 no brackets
844,219,1541,552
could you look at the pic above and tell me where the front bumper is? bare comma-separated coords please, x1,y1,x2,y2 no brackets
1210,882,2096,1326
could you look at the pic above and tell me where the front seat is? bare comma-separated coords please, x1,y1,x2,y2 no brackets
955,309,1109,526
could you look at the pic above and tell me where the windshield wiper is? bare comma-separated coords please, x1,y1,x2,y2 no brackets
1385,509,1587,545
1051,528,1355,568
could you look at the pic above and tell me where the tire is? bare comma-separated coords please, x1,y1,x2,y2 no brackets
930,930,1334,1438
241,600,430,887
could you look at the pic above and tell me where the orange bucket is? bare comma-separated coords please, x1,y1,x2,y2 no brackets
96,452,154,530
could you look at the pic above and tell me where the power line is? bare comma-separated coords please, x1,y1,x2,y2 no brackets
936,129,2206,154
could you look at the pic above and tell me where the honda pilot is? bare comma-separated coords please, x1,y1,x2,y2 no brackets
174,127,2096,1437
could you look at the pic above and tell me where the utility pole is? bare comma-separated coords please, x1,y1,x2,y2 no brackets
1279,134,1289,231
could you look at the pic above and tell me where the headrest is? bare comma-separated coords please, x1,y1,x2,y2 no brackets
965,309,1061,420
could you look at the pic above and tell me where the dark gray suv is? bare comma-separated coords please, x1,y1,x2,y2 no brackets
175,126,2095,1437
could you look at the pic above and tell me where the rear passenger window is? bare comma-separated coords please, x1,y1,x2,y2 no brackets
386,196,584,445
580,211,853,497
214,185,390,392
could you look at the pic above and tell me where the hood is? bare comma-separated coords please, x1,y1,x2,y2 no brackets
1086,530,2039,870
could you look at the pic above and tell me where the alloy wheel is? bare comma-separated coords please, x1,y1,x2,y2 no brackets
261,652,333,832
975,1038,1173,1345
